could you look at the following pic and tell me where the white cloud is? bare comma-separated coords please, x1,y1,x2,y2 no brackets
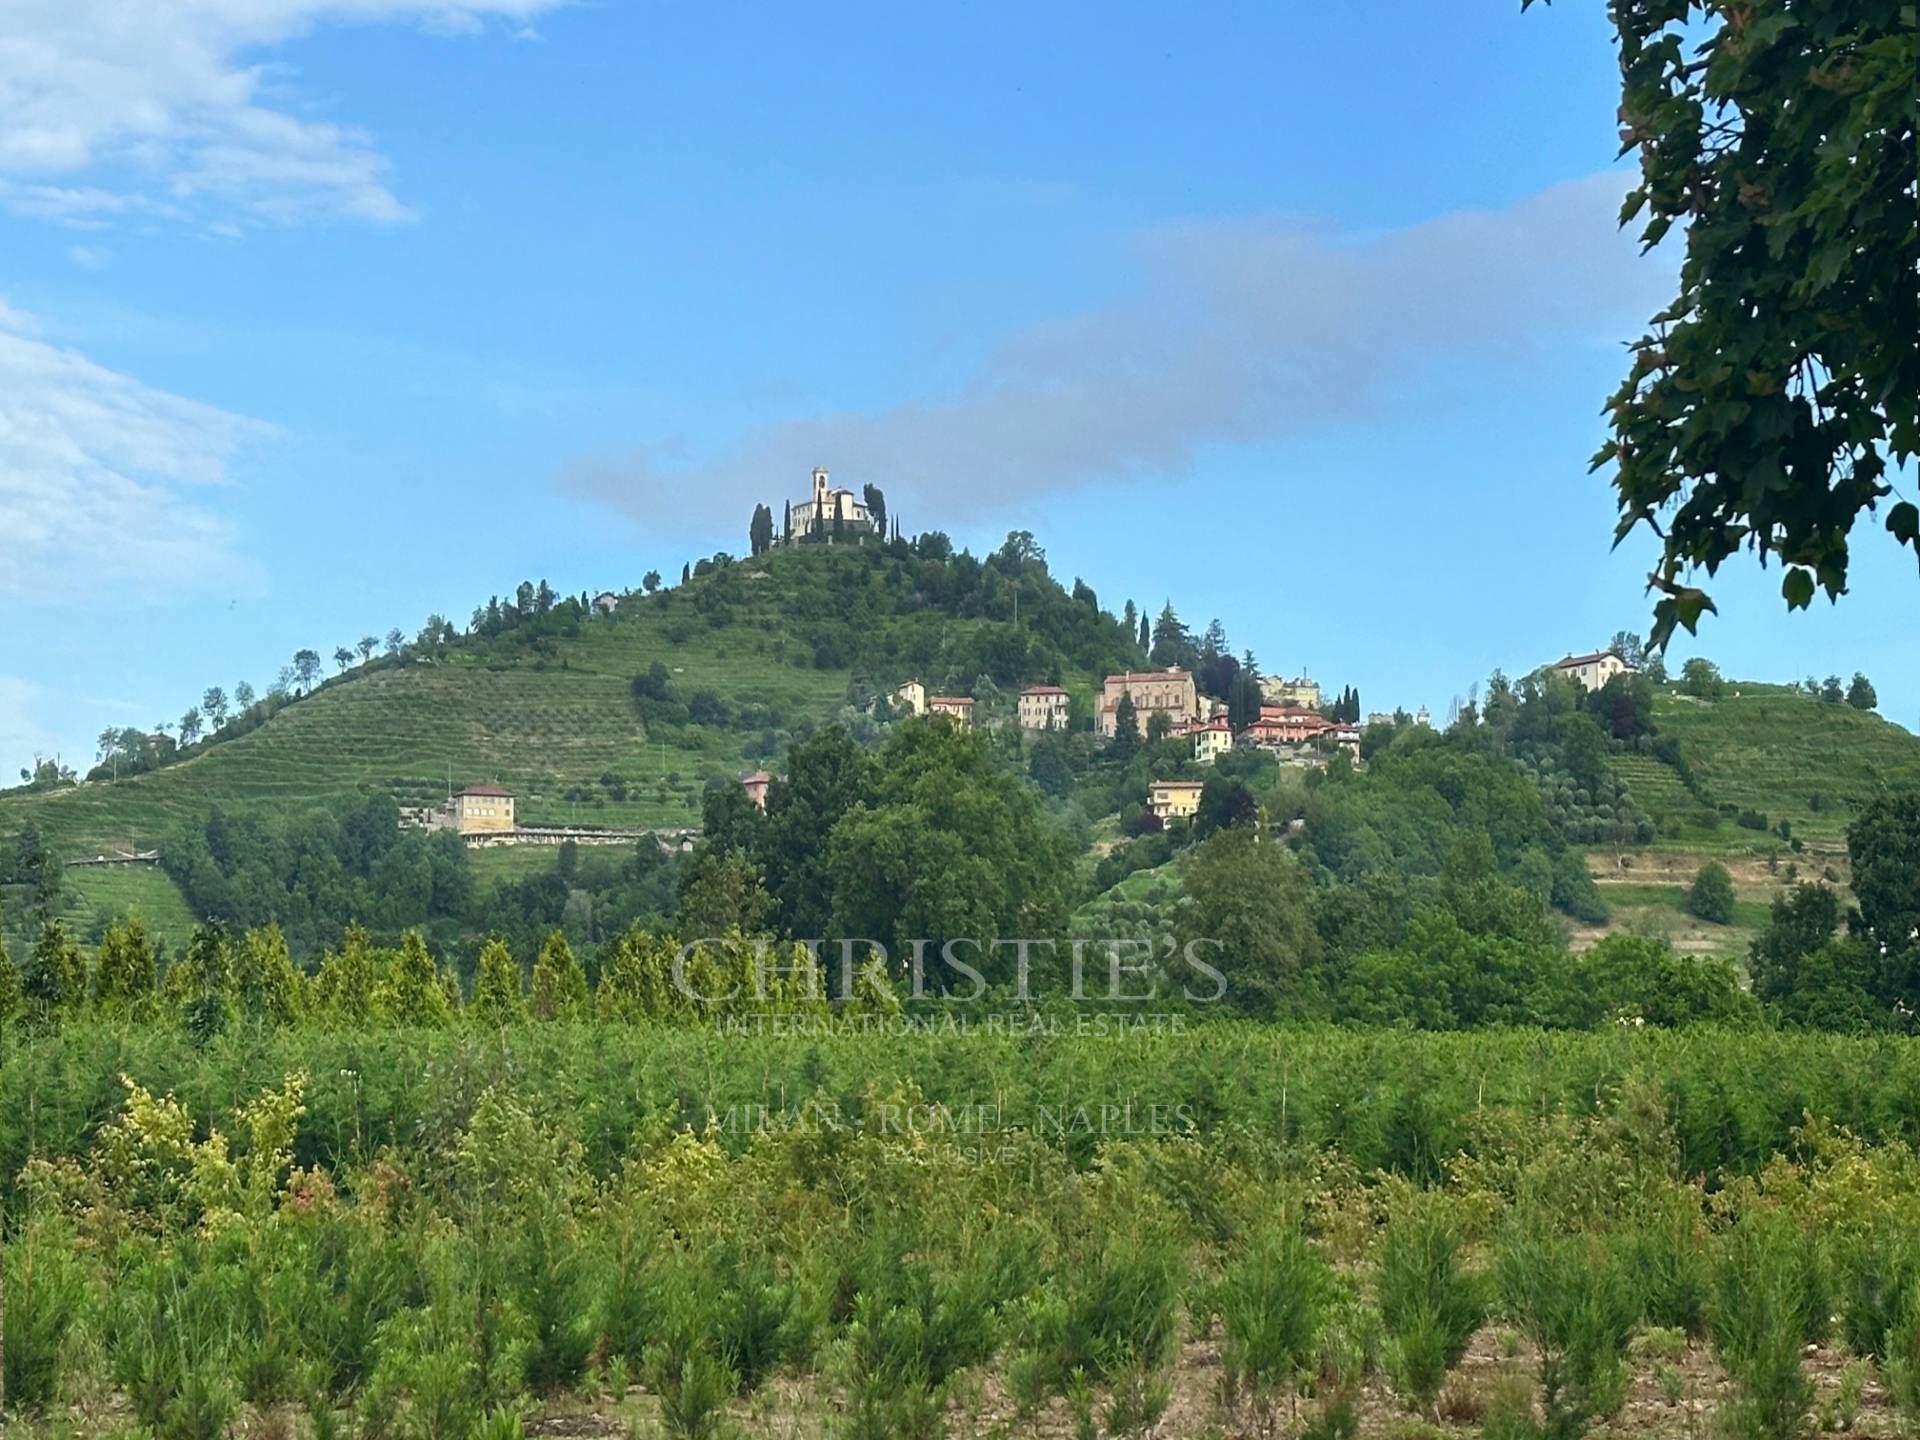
562,173,1672,538
0,0,563,230
0,300,269,600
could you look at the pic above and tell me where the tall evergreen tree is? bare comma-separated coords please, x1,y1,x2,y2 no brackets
1138,614,1150,651
1151,603,1195,670
1112,692,1141,761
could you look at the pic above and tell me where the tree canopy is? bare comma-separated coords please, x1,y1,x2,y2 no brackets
1536,0,1918,643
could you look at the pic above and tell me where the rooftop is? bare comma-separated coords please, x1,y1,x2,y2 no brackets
1557,651,1626,668
460,785,512,798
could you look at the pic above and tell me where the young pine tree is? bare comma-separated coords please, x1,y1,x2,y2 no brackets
380,929,454,1027
91,914,159,1018
0,934,20,1027
470,938,528,1026
529,929,589,1021
21,918,86,1022
312,922,379,1025
597,925,682,1022
233,923,303,1026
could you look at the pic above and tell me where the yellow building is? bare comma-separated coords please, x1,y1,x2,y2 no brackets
1098,668,1199,738
1017,685,1071,732
894,679,927,716
1147,779,1204,823
1553,650,1633,692
928,695,974,730
452,785,516,834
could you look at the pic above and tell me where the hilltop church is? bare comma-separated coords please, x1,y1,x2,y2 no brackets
781,467,883,543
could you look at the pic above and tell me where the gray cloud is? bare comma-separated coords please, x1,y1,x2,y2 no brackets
561,173,1669,538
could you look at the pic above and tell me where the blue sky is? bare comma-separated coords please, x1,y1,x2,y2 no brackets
2,0,1914,778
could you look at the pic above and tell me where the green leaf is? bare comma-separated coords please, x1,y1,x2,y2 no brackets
1781,569,1815,609
1888,501,1919,546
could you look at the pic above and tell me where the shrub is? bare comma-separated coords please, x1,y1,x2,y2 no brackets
1218,1221,1332,1411
1688,862,1737,924
1711,1212,1825,1440
1494,1228,1636,1436
1378,1203,1485,1411
1887,1282,1920,1425
0,1218,89,1413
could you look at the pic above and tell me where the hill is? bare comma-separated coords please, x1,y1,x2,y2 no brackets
1611,682,1920,856
0,536,1141,858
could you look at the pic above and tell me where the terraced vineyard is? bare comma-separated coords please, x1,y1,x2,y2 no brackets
0,568,855,854
56,864,198,948
1608,683,1920,856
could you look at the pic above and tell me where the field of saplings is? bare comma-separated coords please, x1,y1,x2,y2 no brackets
3,1024,1920,1440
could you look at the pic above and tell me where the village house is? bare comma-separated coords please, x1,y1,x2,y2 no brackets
781,467,878,543
451,785,515,835
741,770,774,811
1147,778,1204,824
1254,704,1334,742
894,679,927,717
1098,668,1200,738
1553,650,1634,693
928,694,974,729
1017,684,1072,732
592,591,620,616
1191,714,1233,765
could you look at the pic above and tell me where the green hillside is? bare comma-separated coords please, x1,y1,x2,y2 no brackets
1,594,842,853
1614,682,1920,856
0,539,1141,858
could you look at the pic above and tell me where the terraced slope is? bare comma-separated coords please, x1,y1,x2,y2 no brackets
0,540,1144,860
1613,683,1920,855
0,566,855,854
